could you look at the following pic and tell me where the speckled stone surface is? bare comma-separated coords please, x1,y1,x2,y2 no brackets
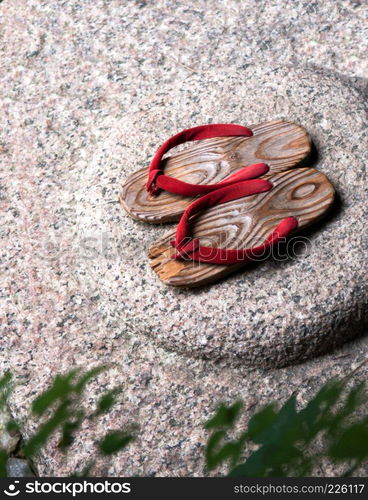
117,65,368,366
0,0,367,476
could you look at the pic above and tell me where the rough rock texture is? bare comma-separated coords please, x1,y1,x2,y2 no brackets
113,66,367,366
7,458,35,478
0,0,367,477
4,66,363,367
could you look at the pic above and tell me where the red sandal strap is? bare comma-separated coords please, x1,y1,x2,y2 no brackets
146,124,254,196
151,162,269,197
170,180,298,265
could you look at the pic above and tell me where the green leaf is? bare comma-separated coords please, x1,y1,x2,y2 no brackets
58,415,84,450
0,372,12,408
229,445,270,477
23,366,124,459
0,449,8,477
0,372,12,390
251,395,302,447
94,388,120,416
329,420,368,461
24,401,71,457
229,443,304,477
74,366,109,394
205,430,226,470
99,431,134,455
6,420,19,434
32,371,78,416
299,380,344,441
205,401,243,430
247,404,277,443
206,429,246,471
207,378,368,477
326,382,366,438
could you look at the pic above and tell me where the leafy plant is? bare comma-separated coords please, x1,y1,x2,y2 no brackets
0,367,136,476
205,376,368,477
99,431,134,455
1,364,367,478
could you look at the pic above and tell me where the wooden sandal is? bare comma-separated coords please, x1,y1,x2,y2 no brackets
148,168,335,287
120,120,311,224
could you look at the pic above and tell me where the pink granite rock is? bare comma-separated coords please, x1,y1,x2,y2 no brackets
0,0,367,478
114,66,367,366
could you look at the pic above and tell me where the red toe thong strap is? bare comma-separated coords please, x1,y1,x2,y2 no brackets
170,180,299,265
146,124,268,196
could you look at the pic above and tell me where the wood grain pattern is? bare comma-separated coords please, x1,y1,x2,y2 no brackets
120,120,311,223
148,168,335,287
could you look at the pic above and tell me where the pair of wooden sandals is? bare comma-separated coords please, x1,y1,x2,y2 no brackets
121,121,335,287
